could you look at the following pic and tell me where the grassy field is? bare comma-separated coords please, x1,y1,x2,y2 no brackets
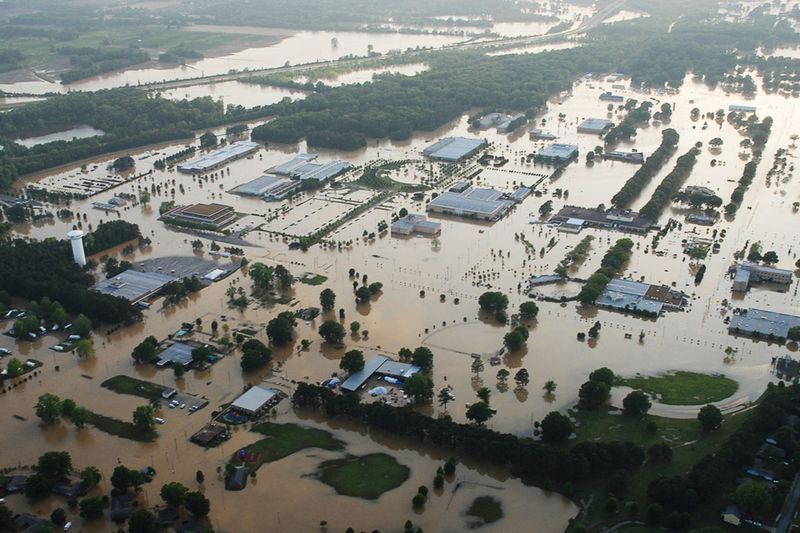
233,422,345,472
297,273,328,286
317,453,410,500
102,375,167,401
571,406,752,531
466,496,504,528
87,411,157,442
616,371,738,405
354,166,426,193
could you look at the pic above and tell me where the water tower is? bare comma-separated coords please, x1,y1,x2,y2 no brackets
67,230,86,267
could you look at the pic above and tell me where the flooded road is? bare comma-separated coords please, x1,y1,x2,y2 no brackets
2,64,799,531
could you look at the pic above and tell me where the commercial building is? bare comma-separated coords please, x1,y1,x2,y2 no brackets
550,205,651,233
391,214,441,236
599,92,624,102
156,342,195,367
729,308,800,339
477,112,525,133
449,181,471,194
177,141,260,173
686,213,716,226
595,278,685,316
427,187,513,221
271,153,351,182
234,174,298,200
341,355,421,392
577,118,612,134
603,151,644,164
230,386,280,416
92,270,177,304
529,128,557,140
685,185,716,197
731,262,793,292
422,137,487,162
535,143,579,163
509,187,531,202
162,203,237,230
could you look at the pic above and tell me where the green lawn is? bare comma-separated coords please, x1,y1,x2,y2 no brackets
466,496,504,529
317,453,410,500
616,371,738,405
297,273,328,286
232,422,345,472
102,375,167,401
571,406,751,531
87,411,157,442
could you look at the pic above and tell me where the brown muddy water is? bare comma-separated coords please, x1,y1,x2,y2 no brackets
2,69,800,531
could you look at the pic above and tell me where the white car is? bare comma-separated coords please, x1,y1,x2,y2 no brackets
179,403,186,409
0,348,11,356
155,417,165,425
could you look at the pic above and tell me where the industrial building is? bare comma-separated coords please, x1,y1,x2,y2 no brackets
341,355,421,393
535,143,579,163
686,214,716,226
230,386,280,416
731,262,793,292
685,185,717,198
422,137,487,162
595,278,685,316
729,104,757,113
603,151,644,164
509,187,531,202
550,206,651,233
577,118,613,134
729,308,800,339
529,128,557,140
92,270,177,304
177,141,260,173
161,203,236,230
156,342,195,367
391,214,441,236
599,92,624,102
427,186,513,221
234,174,298,200
270,153,351,182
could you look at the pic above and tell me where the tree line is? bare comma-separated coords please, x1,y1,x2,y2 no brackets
577,239,634,304
611,129,680,208
725,117,773,216
639,146,700,222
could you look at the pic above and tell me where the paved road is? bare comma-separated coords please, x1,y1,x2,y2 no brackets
139,0,627,91
775,471,800,533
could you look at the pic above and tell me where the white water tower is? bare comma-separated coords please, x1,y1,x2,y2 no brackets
67,230,86,267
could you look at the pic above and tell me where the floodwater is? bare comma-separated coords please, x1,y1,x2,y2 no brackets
14,125,105,148
2,63,800,531
0,30,465,96
155,81,309,108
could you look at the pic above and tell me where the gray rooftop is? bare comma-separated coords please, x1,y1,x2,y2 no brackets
231,386,279,413
730,308,800,338
341,355,388,392
157,342,194,366
92,270,176,303
595,278,664,315
378,360,421,379
177,141,259,173
271,154,350,182
235,174,287,196
538,143,579,160
427,190,512,218
422,137,486,161
577,118,612,132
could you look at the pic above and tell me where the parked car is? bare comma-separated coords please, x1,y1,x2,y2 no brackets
155,417,165,425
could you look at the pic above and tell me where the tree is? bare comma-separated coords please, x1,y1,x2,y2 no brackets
504,329,525,351
497,369,510,383
589,367,615,386
132,336,159,364
623,390,652,416
79,496,104,520
24,473,50,500
579,380,611,409
476,387,491,404
543,380,557,395
200,130,217,148
184,491,210,517
730,482,772,517
437,388,453,409
133,405,156,432
37,451,72,482
191,346,210,365
274,264,293,289
249,262,274,290
319,320,346,344
478,291,508,312
320,288,336,311
35,393,62,423
411,347,434,372
60,398,76,418
540,411,573,444
697,404,722,431
762,251,779,265
5,357,23,377
80,466,101,489
128,509,162,533
355,286,372,304
789,327,800,342
75,338,95,358
349,321,361,334
73,313,92,336
519,301,539,319
340,350,365,373
514,368,530,388
50,508,67,526
0,503,13,532
160,482,189,506
403,373,433,403
111,466,143,493
240,339,272,372
368,282,383,294
466,401,493,425
399,348,413,361
196,470,205,484
266,311,296,346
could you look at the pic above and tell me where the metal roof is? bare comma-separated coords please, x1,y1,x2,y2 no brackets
235,174,286,196
427,191,512,217
157,342,194,366
730,308,800,338
231,386,279,414
578,118,612,132
341,355,388,392
422,137,486,161
177,141,259,173
377,360,420,379
538,143,578,160
92,270,176,303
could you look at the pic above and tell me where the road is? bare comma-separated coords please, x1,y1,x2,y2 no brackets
139,0,627,91
775,471,800,533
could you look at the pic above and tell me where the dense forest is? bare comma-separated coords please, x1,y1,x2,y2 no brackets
59,47,150,84
82,220,141,256
0,238,141,324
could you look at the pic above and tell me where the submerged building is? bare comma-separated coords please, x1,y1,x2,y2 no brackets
270,153,351,182
177,141,260,173
603,151,644,164
731,262,793,292
391,214,441,236
427,186,513,221
549,205,651,233
577,118,613,134
340,355,421,393
234,174,297,200
161,203,236,230
729,308,800,339
422,137,487,162
92,270,177,304
595,278,685,317
535,143,579,163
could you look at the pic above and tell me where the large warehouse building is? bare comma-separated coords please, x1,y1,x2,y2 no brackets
426,186,513,221
422,137,487,161
92,270,176,304
161,203,237,230
177,141,260,173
